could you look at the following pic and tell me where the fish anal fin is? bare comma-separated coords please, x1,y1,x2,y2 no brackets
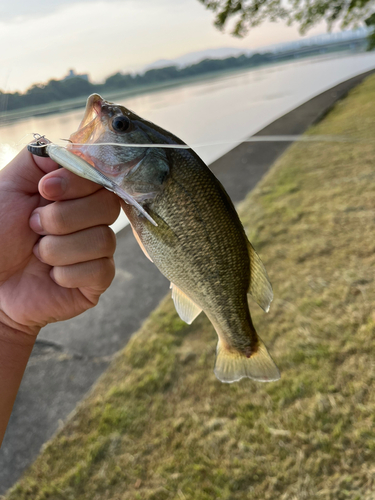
130,224,153,262
214,337,280,383
247,239,273,312
170,283,202,325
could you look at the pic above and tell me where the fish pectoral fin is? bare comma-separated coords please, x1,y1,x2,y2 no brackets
170,283,202,325
247,239,273,313
130,224,153,262
214,337,280,383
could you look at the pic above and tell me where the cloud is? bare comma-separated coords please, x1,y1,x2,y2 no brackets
0,0,320,92
0,0,229,90
0,0,121,22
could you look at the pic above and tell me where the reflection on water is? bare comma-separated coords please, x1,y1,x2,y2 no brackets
1,51,375,231
112,52,375,165
0,143,18,169
2,52,375,167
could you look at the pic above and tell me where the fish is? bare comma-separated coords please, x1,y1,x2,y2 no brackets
68,93,280,383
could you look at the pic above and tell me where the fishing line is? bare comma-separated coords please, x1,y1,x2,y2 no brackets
14,134,367,151
14,133,37,145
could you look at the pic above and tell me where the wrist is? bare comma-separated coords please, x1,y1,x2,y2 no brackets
0,311,41,338
0,321,37,349
0,322,36,447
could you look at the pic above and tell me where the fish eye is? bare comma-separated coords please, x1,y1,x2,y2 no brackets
111,115,130,133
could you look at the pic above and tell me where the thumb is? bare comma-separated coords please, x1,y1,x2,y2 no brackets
0,147,59,194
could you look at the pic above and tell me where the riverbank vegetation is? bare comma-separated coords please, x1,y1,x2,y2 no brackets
0,42,366,116
0,52,274,112
4,74,375,500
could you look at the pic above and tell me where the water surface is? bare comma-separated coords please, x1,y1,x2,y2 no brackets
1,51,375,231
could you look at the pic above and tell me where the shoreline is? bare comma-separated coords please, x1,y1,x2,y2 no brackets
1,67,374,494
0,50,366,126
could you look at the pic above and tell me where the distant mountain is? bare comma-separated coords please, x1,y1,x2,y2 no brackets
142,47,251,72
140,28,369,74
259,27,370,54
2,28,368,119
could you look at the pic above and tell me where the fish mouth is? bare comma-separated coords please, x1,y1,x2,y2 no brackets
87,152,147,178
81,94,103,125
81,94,121,125
68,94,146,179
68,94,104,147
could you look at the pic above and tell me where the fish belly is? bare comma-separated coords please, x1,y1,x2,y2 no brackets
123,152,280,383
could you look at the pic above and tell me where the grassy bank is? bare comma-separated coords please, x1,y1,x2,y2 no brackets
4,74,375,500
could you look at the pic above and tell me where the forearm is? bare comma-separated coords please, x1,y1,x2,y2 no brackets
0,322,36,447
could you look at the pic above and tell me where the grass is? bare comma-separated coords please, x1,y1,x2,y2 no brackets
4,74,375,500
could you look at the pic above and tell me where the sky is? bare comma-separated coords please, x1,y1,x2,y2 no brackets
0,0,328,93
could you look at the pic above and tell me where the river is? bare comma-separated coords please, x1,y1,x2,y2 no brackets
1,51,375,231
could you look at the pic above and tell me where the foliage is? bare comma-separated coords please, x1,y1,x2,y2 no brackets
0,54,274,113
0,77,96,111
104,72,135,90
4,73,375,500
0,35,368,116
198,0,375,39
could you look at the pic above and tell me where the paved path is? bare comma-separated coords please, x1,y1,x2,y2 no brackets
0,69,373,494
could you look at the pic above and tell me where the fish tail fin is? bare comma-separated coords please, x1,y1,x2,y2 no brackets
214,337,280,383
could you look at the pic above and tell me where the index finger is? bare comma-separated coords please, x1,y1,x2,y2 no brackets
39,168,103,201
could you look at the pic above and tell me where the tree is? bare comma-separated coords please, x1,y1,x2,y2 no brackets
142,66,180,84
105,72,135,90
198,0,375,48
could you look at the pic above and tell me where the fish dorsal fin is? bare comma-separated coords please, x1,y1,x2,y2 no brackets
247,239,273,313
170,283,202,325
131,225,153,262
214,336,280,383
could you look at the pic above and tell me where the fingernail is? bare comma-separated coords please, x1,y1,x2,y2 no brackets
43,177,67,197
33,242,44,262
29,212,43,233
49,268,57,284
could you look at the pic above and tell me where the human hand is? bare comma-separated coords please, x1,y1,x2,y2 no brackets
0,147,121,337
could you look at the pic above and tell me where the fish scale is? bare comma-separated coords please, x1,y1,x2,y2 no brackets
69,94,280,383
142,153,247,304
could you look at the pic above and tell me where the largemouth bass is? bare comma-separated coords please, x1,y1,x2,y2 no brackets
68,94,280,383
